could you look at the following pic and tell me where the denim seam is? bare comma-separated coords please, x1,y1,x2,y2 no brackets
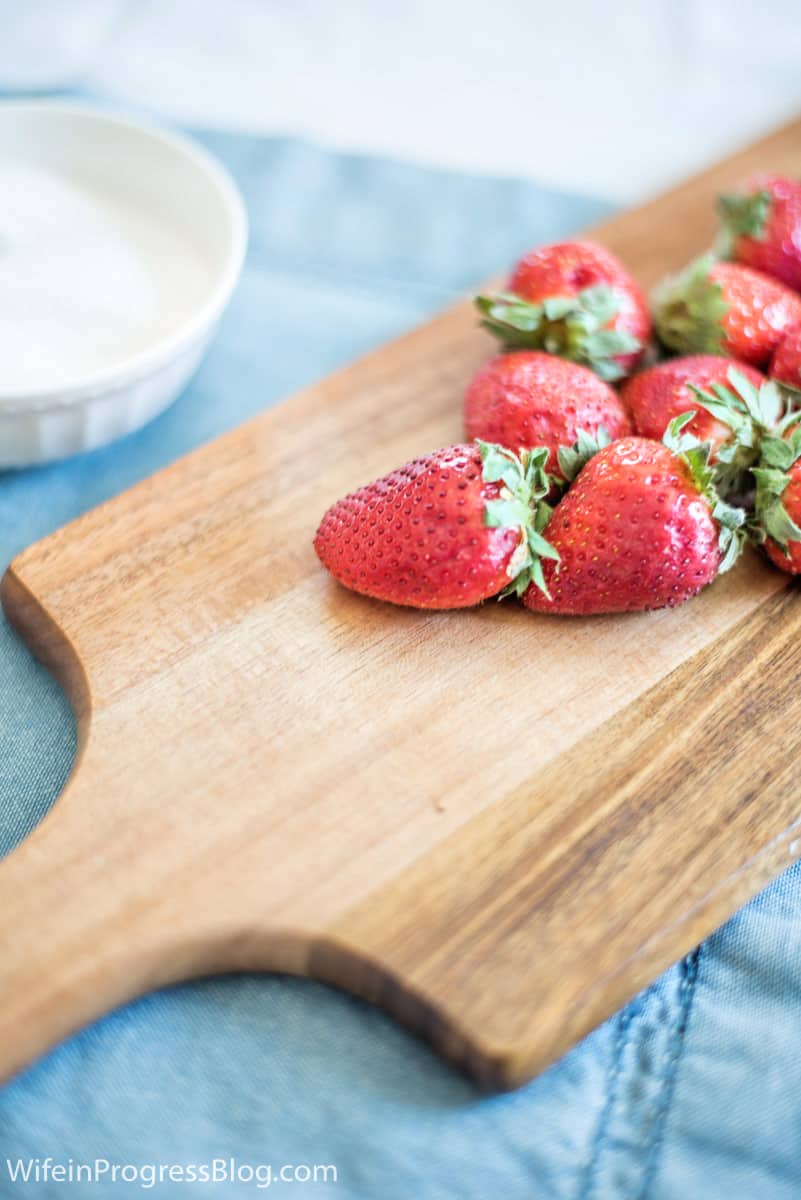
576,947,702,1200
635,946,703,1199
575,1003,641,1200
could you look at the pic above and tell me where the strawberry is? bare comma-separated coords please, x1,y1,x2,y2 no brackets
474,241,650,381
463,351,632,475
621,356,786,492
314,441,557,608
523,421,746,615
770,325,801,394
751,424,801,573
717,174,801,292
622,356,764,450
654,255,801,367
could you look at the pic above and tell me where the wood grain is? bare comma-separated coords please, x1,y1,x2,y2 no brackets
2,118,801,1091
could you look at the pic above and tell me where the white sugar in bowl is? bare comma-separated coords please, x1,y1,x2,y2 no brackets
0,102,247,467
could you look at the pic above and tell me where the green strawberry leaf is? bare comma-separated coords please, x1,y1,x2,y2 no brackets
759,439,796,473
577,285,620,325
663,410,701,455
542,296,575,321
478,439,559,599
764,501,801,551
751,464,801,552
523,445,551,493
663,413,747,573
749,417,801,552
686,383,744,434
730,368,782,428
653,255,729,356
751,465,791,498
681,366,794,497
758,427,801,471
556,426,612,484
718,523,747,573
477,439,526,488
534,501,553,531
716,189,772,258
583,329,641,357
527,528,560,560
474,284,641,381
527,556,549,598
484,498,533,528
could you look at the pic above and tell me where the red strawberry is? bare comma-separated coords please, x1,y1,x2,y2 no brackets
463,351,632,475
770,325,801,394
523,424,746,615
654,255,801,367
621,354,787,493
717,174,801,292
622,356,765,452
752,425,801,573
314,442,557,608
474,241,650,381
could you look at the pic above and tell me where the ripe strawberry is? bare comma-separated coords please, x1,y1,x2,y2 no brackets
622,356,765,452
314,441,557,608
523,422,746,615
654,255,801,367
717,174,801,292
463,351,632,475
474,241,650,381
770,325,801,394
622,355,788,493
751,424,801,573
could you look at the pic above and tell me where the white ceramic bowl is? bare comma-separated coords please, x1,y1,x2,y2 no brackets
0,101,247,467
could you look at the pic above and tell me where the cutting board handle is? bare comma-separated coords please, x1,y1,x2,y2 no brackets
0,737,317,1084
0,770,175,1082
0,568,320,1084
0,572,169,1080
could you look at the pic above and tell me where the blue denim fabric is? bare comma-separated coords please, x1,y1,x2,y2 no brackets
1,113,799,1199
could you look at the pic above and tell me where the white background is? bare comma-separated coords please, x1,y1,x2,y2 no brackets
2,0,801,202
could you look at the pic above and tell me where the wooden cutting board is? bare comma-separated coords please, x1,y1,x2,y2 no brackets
3,120,801,1093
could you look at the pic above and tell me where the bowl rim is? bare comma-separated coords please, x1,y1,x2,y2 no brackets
0,99,248,409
